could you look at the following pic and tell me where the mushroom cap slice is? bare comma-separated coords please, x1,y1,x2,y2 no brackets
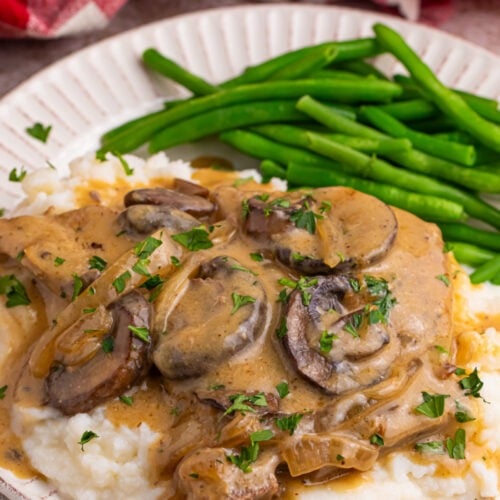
153,256,268,380
45,290,152,415
124,187,214,217
282,275,399,395
241,187,398,275
118,205,201,238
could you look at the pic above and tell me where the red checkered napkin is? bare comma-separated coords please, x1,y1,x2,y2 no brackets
0,0,127,38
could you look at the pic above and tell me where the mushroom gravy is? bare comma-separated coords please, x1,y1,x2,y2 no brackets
0,172,491,498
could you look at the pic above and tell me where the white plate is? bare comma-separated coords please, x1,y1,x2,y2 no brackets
0,4,500,499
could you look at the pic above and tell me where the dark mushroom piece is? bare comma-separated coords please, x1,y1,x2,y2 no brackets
176,448,280,500
153,256,268,380
118,206,201,238
45,290,152,415
282,275,399,395
241,187,398,275
124,187,214,217
173,178,210,198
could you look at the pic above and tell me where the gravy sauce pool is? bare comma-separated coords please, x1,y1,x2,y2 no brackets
0,169,496,497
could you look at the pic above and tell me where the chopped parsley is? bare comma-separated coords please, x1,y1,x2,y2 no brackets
319,330,338,353
26,122,52,143
231,263,258,276
15,250,25,262
0,385,7,399
275,413,303,436
71,274,84,301
112,151,133,176
415,392,449,418
132,258,151,277
134,236,162,259
0,208,4,217
170,256,181,267
8,167,27,182
275,381,289,399
241,199,250,218
208,383,225,391
140,274,164,290
446,428,466,460
414,441,445,455
344,312,363,338
434,345,449,354
88,255,107,272
128,325,151,343
319,200,332,213
224,393,268,416
454,401,475,423
54,256,66,267
458,367,484,399
0,274,31,307
231,293,256,315
289,207,321,234
435,274,450,286
455,367,466,376
275,318,288,338
278,276,318,306
102,336,114,353
119,395,133,406
349,277,361,293
336,454,345,462
226,429,273,473
188,472,199,479
364,275,396,325
83,307,96,314
250,252,264,262
369,433,384,446
112,270,131,293
171,227,213,251
78,430,99,451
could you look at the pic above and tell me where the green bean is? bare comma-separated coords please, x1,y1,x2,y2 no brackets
305,131,473,218
334,60,388,80
469,254,500,284
360,106,476,166
446,242,496,267
296,96,500,226
219,129,343,169
251,124,411,154
407,116,455,133
393,74,499,111
220,38,383,88
286,162,465,223
374,23,500,152
491,273,500,285
100,79,402,153
439,223,500,251
267,46,338,81
310,70,366,80
142,48,219,96
378,99,438,122
260,159,287,182
148,100,305,152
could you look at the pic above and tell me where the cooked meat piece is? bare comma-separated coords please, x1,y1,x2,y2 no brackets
0,206,133,296
196,390,280,415
241,187,398,274
45,290,152,415
118,205,202,238
176,448,280,500
124,187,214,217
153,256,268,379
173,178,210,198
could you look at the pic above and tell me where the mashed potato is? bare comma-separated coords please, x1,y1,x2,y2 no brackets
1,152,499,500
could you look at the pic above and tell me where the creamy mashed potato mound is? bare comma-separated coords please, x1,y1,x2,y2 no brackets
1,153,499,500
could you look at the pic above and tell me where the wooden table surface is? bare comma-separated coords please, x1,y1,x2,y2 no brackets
1,0,499,99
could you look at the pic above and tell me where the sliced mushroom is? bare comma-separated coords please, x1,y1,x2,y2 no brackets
176,448,280,500
153,256,268,380
124,187,214,217
282,275,398,395
241,187,398,275
45,290,152,415
173,178,210,198
118,205,201,238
